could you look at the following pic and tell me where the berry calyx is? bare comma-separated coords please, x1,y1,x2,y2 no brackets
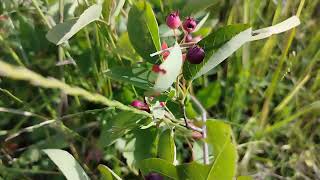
166,11,181,29
186,45,205,64
144,173,164,180
183,17,197,33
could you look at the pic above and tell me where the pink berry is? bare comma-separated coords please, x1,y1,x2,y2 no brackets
187,45,205,64
160,102,166,107
183,17,197,33
166,11,181,29
131,100,149,111
131,100,145,107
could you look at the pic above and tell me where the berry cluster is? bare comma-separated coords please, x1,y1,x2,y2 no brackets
165,11,205,64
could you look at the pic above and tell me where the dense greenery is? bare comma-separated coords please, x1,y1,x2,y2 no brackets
0,0,319,179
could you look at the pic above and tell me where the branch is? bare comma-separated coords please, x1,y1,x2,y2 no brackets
190,95,209,164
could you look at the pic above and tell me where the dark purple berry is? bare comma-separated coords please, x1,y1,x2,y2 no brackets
144,173,164,180
187,45,205,64
166,11,181,29
183,17,197,33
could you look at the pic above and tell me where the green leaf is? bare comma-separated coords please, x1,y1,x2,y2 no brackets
134,127,159,167
157,129,176,163
237,176,254,180
116,32,141,61
111,0,125,19
206,120,238,180
42,149,89,180
194,13,210,32
153,43,183,92
182,0,219,15
183,24,251,80
196,82,221,109
159,24,182,37
46,4,102,45
134,127,159,166
99,111,150,147
104,65,156,90
102,0,113,24
127,1,161,64
176,162,211,180
139,158,211,180
139,158,178,179
98,164,122,180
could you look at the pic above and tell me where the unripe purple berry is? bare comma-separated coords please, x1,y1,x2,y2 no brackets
144,173,164,180
166,11,181,29
183,17,197,33
186,45,205,64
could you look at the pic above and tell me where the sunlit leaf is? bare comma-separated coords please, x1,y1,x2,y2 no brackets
43,149,89,180
153,43,183,92
183,24,251,80
46,4,102,45
98,164,122,180
206,120,237,180
194,12,210,32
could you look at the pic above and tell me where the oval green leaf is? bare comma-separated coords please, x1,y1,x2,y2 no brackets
98,164,122,180
46,4,102,45
183,24,251,80
206,120,238,180
43,149,89,180
153,43,183,92
157,129,176,163
127,1,161,64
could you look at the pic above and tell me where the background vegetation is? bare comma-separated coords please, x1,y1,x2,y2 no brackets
0,0,319,179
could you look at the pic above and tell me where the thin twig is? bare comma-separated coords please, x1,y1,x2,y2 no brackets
190,95,209,164
183,105,203,133
5,120,55,141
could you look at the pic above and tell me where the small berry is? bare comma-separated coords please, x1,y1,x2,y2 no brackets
160,102,166,107
166,11,181,29
185,34,193,42
131,100,149,111
183,17,197,33
186,45,205,64
144,173,164,180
